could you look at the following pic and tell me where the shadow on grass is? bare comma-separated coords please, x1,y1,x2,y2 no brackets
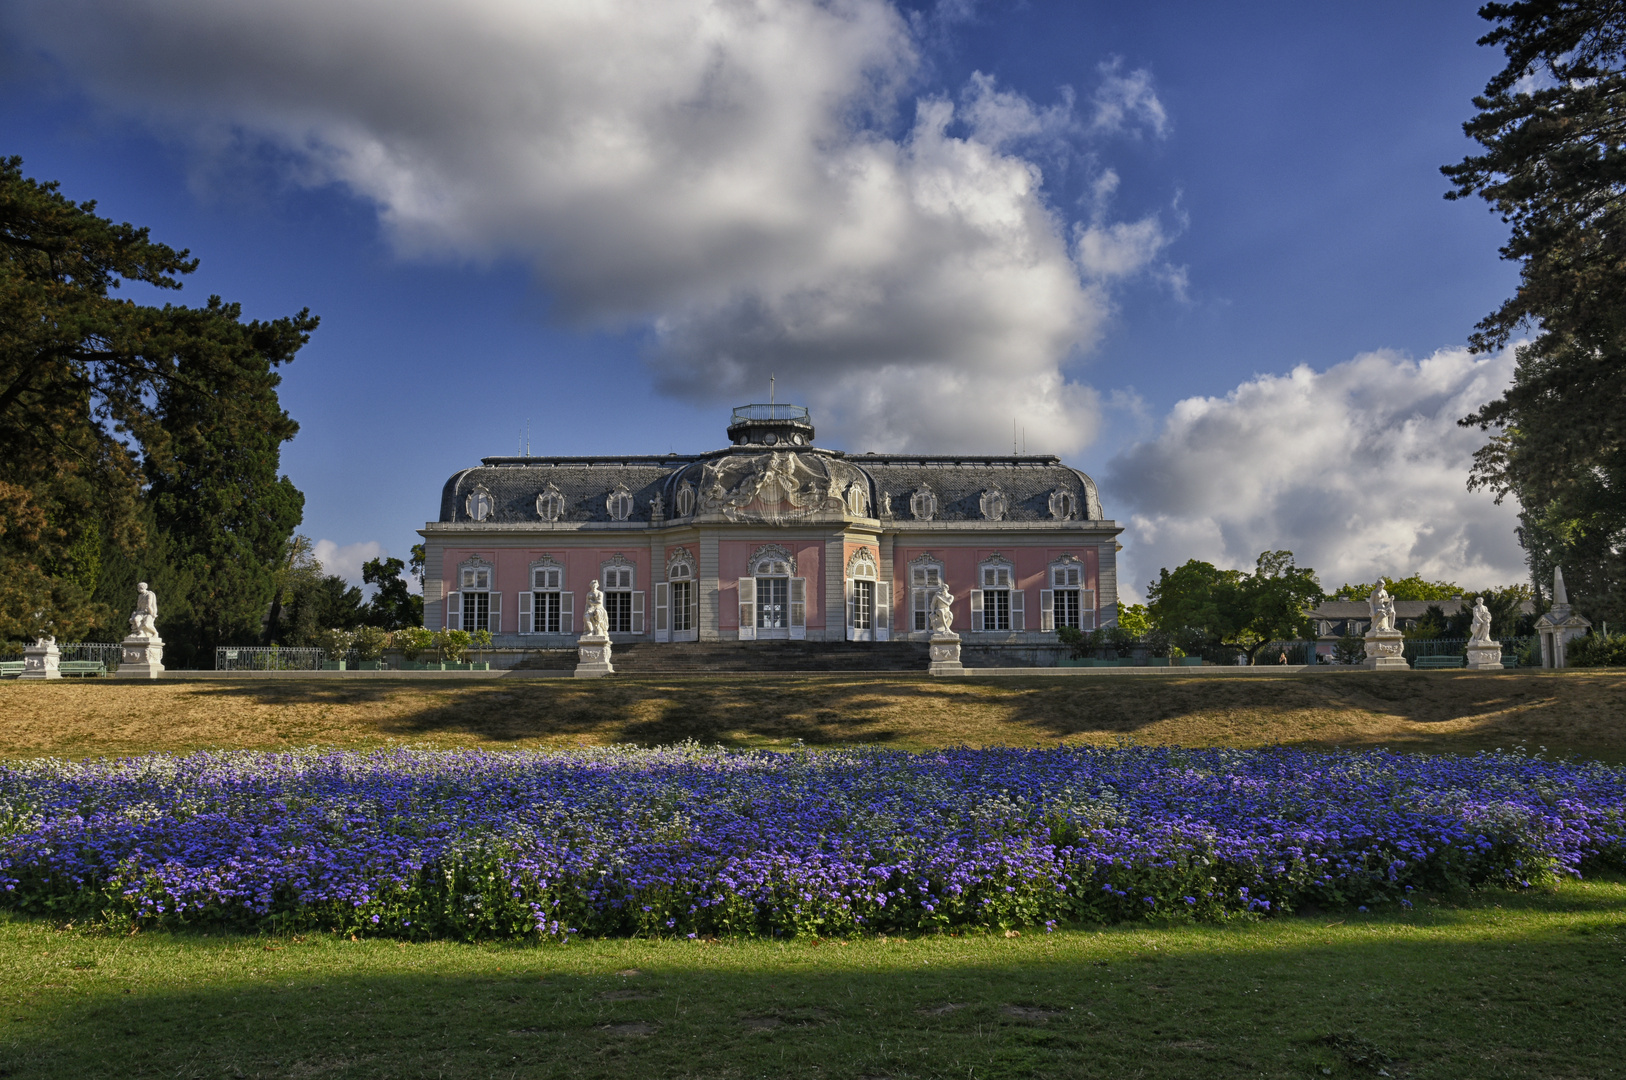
4,891,1624,1080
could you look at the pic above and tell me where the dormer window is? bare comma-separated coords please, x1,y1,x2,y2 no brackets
466,485,495,522
980,489,1008,522
845,481,869,517
910,487,938,521
607,485,634,521
537,484,565,522
675,481,696,517
1048,489,1076,521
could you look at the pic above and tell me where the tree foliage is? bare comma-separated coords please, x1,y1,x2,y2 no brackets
363,556,424,630
1330,575,1464,602
1145,551,1324,664
1443,1,1626,626
0,157,315,648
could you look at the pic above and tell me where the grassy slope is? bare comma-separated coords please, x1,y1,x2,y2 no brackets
2,671,1625,760
2,878,1623,1079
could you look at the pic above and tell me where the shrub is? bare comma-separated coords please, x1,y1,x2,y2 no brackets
1569,632,1626,667
1055,625,1088,658
314,628,353,662
394,627,435,662
1334,634,1366,664
436,628,472,664
1141,628,1172,658
352,626,389,662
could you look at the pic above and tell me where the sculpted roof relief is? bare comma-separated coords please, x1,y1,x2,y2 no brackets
692,451,869,525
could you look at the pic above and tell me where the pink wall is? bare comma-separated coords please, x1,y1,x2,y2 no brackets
440,547,650,633
718,540,825,630
892,544,1106,631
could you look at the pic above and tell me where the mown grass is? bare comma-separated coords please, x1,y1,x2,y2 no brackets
2,876,1623,1079
3,670,1625,761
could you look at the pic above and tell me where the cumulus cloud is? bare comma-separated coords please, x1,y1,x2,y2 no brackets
312,539,386,587
1102,347,1528,600
3,0,1173,454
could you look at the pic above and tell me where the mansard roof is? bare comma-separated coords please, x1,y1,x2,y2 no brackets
436,416,1107,525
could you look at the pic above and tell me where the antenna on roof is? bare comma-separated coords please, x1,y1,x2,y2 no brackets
770,374,776,407
526,418,531,457
1013,418,1018,455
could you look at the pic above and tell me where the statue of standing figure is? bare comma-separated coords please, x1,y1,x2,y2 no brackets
129,582,160,638
1468,595,1493,644
583,580,610,637
929,583,956,636
1369,581,1395,634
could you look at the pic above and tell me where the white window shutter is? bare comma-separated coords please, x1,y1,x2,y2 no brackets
655,582,669,642
1040,589,1054,632
489,591,502,633
737,577,756,641
1082,588,1096,631
446,592,460,630
971,590,984,632
845,578,856,641
1011,588,1024,632
518,591,533,634
561,591,574,634
632,590,645,634
789,577,806,639
876,581,891,642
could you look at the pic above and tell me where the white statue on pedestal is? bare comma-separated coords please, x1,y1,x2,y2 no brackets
118,582,165,678
1468,595,1493,644
130,582,160,638
583,580,610,638
929,583,956,636
1369,582,1395,634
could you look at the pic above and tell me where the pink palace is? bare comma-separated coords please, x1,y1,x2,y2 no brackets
420,405,1123,648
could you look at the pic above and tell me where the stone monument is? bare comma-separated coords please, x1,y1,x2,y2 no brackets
20,635,61,680
1464,594,1503,670
116,581,166,679
1362,580,1407,670
1535,567,1591,668
574,580,614,678
927,583,965,676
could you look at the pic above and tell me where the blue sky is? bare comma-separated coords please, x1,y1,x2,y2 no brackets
0,0,1528,596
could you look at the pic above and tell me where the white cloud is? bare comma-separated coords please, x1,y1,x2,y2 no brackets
312,539,386,587
1102,346,1528,601
3,0,1171,455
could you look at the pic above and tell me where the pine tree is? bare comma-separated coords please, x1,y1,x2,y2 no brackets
1444,1,1626,624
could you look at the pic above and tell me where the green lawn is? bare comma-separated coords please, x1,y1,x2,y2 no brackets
4,876,1623,1079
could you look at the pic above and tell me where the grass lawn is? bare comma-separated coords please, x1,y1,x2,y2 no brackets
2,670,1625,760
0,876,1622,1079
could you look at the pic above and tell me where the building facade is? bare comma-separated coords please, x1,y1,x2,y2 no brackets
421,406,1123,647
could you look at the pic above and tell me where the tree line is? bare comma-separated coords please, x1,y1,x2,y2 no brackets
0,157,423,664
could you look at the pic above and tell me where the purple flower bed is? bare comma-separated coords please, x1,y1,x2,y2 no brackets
1,745,1621,939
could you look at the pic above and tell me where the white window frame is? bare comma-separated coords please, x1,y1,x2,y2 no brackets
606,485,635,522
522,561,568,635
1041,558,1093,632
910,558,944,633
600,560,642,634
973,561,1020,633
1048,489,1077,521
658,554,698,643
675,480,696,518
845,548,889,642
980,489,1009,522
454,560,499,633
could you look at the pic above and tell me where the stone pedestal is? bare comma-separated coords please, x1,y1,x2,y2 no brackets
1464,642,1504,671
928,633,964,676
1362,629,1407,670
116,634,165,679
20,639,61,680
574,633,614,678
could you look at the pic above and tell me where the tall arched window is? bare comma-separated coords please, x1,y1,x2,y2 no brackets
845,548,889,642
657,550,697,643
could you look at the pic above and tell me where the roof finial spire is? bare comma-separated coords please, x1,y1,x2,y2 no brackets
1554,565,1568,606
770,374,775,408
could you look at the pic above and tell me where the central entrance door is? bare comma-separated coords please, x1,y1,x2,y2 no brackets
756,574,790,639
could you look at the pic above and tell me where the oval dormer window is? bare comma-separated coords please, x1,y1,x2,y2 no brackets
466,486,495,522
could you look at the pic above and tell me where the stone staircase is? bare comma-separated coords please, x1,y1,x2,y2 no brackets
511,639,931,673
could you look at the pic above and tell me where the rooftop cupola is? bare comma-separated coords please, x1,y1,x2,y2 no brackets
726,403,815,447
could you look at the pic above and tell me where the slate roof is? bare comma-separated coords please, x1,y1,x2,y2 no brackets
437,447,1106,524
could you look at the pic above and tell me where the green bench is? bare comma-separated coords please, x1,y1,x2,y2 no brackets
0,660,23,678
59,660,107,677
1414,655,1463,669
